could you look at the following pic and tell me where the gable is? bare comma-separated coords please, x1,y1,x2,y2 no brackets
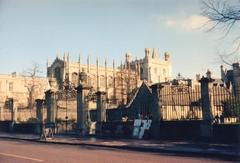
126,81,152,108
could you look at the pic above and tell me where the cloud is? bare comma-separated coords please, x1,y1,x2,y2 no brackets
163,15,210,31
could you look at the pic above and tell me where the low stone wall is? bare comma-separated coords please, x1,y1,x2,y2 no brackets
213,124,240,143
99,120,203,140
13,123,38,134
101,121,134,138
0,108,78,122
156,120,203,140
0,121,11,132
0,108,37,122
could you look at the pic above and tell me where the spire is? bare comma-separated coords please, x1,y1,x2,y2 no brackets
47,58,51,68
77,54,81,85
125,53,131,64
164,52,170,61
152,48,158,59
145,48,151,61
57,52,60,59
105,57,107,68
96,57,99,91
113,59,116,103
63,52,67,61
120,60,124,104
105,57,107,76
67,52,70,62
87,55,90,73
68,52,70,72
78,54,81,73
105,57,108,99
121,60,123,71
113,59,115,71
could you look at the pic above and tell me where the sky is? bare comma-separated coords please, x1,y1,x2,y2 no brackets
0,0,239,78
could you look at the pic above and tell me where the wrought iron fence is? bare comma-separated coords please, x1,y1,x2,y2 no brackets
212,85,240,123
160,85,202,121
160,84,240,123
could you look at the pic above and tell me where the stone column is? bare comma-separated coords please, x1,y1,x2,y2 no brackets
150,84,162,121
9,98,17,132
96,91,106,122
76,84,91,136
35,99,44,134
96,91,106,135
150,84,162,139
45,90,57,124
200,76,214,138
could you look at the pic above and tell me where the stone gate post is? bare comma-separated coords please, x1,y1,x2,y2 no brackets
200,76,214,138
9,98,18,132
96,91,106,135
45,90,57,125
35,99,44,134
76,84,91,136
150,84,163,139
76,71,92,136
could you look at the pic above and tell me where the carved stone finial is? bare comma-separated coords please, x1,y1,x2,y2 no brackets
145,48,151,58
49,76,57,91
79,71,87,84
164,52,170,61
206,69,211,79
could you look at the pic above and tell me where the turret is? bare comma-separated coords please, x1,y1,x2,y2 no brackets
63,52,67,62
232,62,240,95
152,48,158,59
125,53,131,63
220,65,226,81
145,48,151,61
164,52,170,61
47,59,51,68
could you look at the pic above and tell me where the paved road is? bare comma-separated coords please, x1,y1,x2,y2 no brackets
0,139,234,163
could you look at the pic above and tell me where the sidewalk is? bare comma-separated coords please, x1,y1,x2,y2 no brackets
0,132,239,160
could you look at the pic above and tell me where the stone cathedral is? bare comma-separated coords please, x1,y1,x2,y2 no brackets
47,48,171,105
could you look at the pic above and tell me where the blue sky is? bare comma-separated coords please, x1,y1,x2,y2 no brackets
0,0,238,78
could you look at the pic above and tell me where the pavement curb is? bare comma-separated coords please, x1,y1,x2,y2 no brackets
0,136,239,161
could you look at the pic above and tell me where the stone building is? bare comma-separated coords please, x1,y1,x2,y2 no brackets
0,72,49,109
126,48,171,83
47,48,172,105
221,62,240,96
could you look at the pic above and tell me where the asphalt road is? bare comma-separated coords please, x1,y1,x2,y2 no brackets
0,139,234,163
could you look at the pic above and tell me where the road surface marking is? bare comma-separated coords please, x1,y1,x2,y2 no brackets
0,152,43,162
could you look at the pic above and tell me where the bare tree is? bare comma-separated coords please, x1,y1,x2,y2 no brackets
202,0,240,34
202,0,240,65
23,63,42,110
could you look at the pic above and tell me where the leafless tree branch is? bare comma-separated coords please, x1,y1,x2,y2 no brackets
201,0,240,64
23,63,42,110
